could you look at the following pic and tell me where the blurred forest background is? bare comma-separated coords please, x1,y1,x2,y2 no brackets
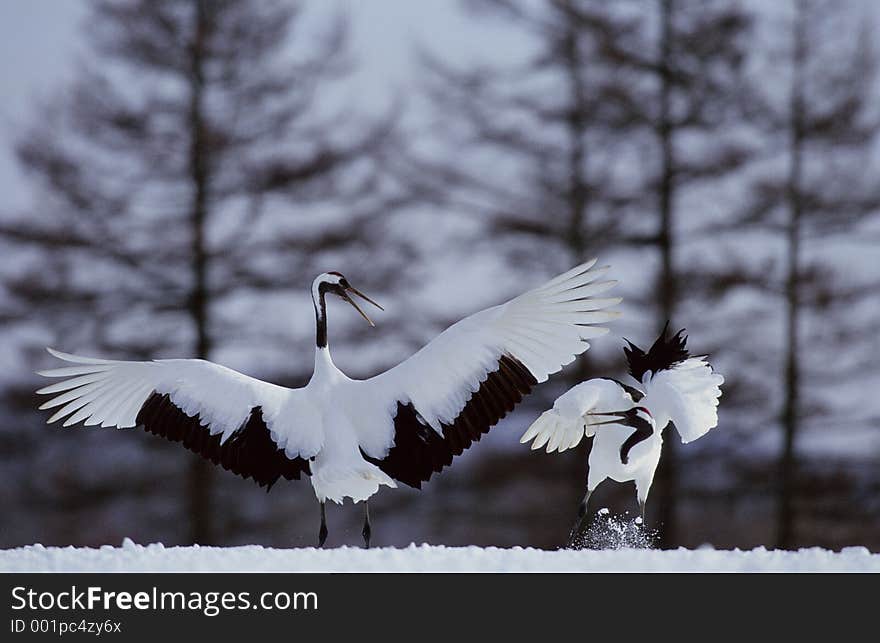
1,0,878,552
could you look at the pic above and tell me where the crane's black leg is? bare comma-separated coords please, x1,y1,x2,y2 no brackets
362,501,372,549
566,489,593,547
318,502,328,548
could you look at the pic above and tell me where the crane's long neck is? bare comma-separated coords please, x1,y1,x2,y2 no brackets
313,283,328,349
312,287,343,382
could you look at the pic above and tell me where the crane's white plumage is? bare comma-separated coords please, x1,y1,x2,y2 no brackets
520,378,632,453
39,352,292,444
640,357,723,444
350,260,620,455
519,327,723,539
37,260,620,529
521,356,723,455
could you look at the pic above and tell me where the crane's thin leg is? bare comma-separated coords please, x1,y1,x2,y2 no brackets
635,477,652,527
566,489,593,547
362,501,372,549
318,502,328,548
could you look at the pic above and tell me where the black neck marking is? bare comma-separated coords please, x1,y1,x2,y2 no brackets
314,282,332,348
619,407,655,465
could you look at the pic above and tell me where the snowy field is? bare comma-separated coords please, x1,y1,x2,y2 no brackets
2,540,878,572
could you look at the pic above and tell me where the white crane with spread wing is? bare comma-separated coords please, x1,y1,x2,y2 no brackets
38,260,620,547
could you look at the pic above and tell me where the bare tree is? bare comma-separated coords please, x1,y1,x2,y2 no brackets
723,0,880,548
401,0,666,544
605,0,753,547
1,0,406,545
410,0,647,268
409,0,754,546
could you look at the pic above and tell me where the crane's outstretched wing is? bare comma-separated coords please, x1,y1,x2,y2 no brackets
36,350,312,489
351,259,621,487
519,378,637,453
641,356,724,443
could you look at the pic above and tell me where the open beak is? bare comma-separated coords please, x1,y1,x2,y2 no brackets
586,410,631,427
343,285,384,327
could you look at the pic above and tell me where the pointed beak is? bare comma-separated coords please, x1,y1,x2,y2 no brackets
586,410,631,427
343,285,384,327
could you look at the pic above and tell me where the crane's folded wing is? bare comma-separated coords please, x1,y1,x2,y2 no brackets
349,259,622,487
36,349,313,489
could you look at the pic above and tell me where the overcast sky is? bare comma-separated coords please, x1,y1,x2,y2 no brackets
0,0,527,210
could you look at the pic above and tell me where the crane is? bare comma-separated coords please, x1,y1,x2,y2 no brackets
519,326,723,545
37,260,620,548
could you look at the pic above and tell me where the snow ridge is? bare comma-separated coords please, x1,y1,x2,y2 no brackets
2,541,878,573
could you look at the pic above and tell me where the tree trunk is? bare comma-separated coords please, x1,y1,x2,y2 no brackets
654,0,679,548
186,0,214,545
561,7,593,542
778,3,806,550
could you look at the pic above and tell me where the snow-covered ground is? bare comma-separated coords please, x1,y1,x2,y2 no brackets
2,540,878,572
